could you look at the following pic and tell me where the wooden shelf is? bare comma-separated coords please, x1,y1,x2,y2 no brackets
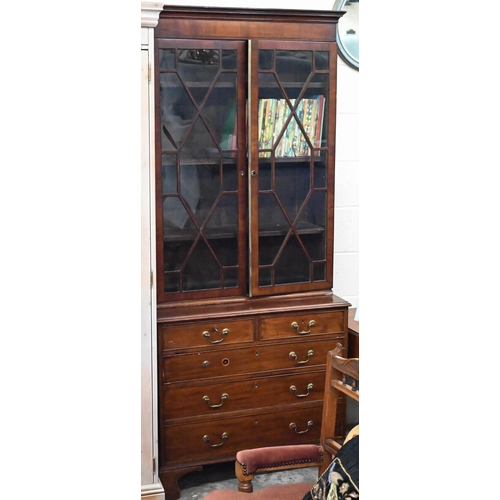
258,155,326,163
164,221,324,242
160,156,238,167
259,221,324,237
159,81,236,89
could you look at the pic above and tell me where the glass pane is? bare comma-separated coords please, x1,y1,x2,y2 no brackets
222,50,237,70
255,46,330,291
159,73,197,152
258,193,289,233
158,48,176,70
164,241,190,272
274,235,310,285
315,51,329,71
313,263,326,282
275,51,312,94
178,164,201,216
301,191,326,230
206,72,237,150
276,114,308,158
165,272,180,293
162,155,177,195
178,48,219,106
257,73,282,158
159,44,240,295
182,239,221,291
181,117,218,164
190,164,219,227
210,236,238,268
223,268,239,288
259,268,272,287
258,193,287,267
258,163,272,191
163,196,196,233
205,194,239,266
275,163,310,222
313,156,327,189
308,74,328,152
272,99,293,152
222,163,238,192
300,96,325,156
207,194,239,230
299,191,327,261
259,234,286,267
259,50,273,70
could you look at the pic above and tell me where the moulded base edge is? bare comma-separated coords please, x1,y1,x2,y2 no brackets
142,482,165,500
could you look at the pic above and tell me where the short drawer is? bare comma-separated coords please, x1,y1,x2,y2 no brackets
162,338,344,383
260,310,345,340
162,370,327,421
160,318,254,350
161,404,323,466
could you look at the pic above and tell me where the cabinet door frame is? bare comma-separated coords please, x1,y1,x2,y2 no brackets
154,39,248,302
248,40,337,297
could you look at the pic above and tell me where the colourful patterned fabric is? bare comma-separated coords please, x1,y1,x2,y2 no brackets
302,435,359,500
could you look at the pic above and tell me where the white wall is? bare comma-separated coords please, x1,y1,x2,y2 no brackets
333,58,359,309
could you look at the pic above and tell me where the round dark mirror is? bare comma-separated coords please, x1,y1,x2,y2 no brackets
334,0,359,70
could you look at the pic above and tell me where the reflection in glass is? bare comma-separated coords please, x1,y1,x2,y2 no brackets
274,235,310,285
183,239,221,291
315,51,329,71
313,156,327,189
161,155,177,195
258,163,272,191
159,46,240,294
259,268,272,287
313,263,326,282
223,268,238,288
256,47,330,288
158,48,175,70
258,50,274,70
275,51,312,88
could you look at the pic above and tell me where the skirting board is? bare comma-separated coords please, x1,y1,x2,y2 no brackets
141,482,165,500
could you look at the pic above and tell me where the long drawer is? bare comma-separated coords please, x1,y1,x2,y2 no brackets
161,337,345,383
161,404,323,466
162,370,327,421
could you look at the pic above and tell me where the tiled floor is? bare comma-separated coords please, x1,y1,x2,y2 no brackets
177,461,318,499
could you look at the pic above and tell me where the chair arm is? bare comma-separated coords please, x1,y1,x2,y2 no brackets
237,444,322,475
235,444,322,493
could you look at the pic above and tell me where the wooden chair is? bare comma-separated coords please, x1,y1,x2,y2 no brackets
203,344,359,500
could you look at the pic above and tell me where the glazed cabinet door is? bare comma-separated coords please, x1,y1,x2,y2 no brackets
155,40,247,302
248,40,337,296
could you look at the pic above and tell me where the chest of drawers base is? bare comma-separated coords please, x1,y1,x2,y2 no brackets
157,292,350,500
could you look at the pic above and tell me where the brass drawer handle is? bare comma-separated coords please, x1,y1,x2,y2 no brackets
203,432,229,448
289,420,313,434
291,320,316,335
202,327,229,344
203,393,229,408
289,349,314,365
289,383,313,398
